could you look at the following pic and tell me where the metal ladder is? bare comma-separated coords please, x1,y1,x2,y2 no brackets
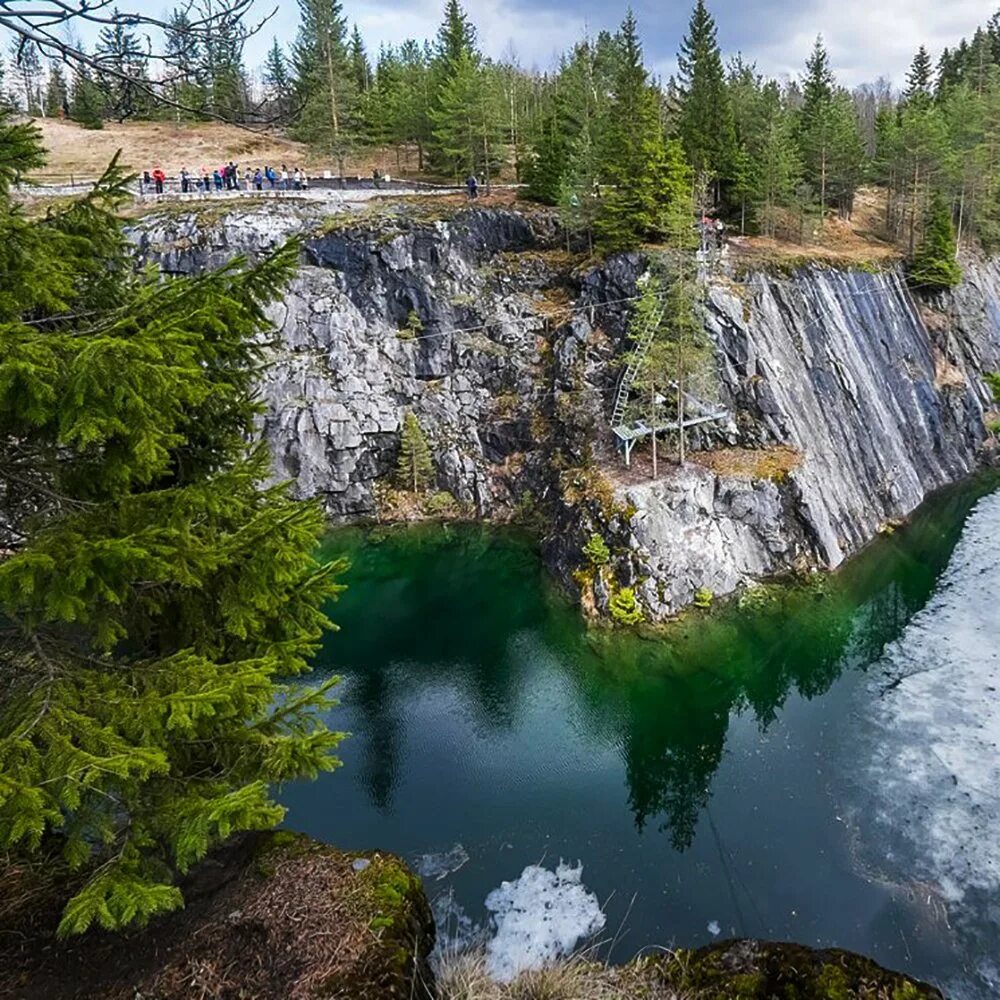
610,303,665,428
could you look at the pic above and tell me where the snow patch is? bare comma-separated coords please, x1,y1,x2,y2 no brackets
483,861,606,982
846,490,1000,1000
415,843,470,881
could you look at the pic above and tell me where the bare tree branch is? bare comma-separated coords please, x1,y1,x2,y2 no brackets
0,1,286,129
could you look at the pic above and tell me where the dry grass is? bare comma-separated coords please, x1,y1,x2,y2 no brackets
26,118,423,180
690,445,803,482
435,950,687,1000
732,186,902,270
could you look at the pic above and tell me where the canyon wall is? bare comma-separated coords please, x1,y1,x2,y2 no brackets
131,204,1000,620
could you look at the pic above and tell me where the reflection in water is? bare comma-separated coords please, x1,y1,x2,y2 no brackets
285,474,998,987
316,478,993,839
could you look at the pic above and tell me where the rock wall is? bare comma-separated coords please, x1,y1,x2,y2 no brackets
605,262,1000,618
131,205,1000,620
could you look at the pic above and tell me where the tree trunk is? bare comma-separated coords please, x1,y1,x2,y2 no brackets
651,382,658,481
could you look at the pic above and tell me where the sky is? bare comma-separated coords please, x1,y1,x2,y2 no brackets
243,0,993,88
3,0,992,90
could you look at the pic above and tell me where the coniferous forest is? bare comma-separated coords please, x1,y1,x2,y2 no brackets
1,0,999,270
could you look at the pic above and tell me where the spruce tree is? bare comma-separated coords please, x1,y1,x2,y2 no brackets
293,0,359,170
428,0,481,172
676,0,736,202
43,64,68,118
95,9,150,119
909,190,962,289
163,8,204,116
594,11,671,251
69,63,104,129
263,38,293,120
904,46,933,104
0,115,346,936
396,412,434,492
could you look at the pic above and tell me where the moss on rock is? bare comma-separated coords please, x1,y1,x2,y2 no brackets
643,940,943,1000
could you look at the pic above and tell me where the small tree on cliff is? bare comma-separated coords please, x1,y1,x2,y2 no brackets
0,113,346,937
909,191,962,290
396,412,434,492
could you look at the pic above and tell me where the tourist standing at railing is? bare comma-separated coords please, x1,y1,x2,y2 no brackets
151,167,166,195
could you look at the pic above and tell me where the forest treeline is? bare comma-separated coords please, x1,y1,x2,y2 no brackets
3,0,1000,262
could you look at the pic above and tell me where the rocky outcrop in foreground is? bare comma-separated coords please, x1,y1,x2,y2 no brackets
2,833,434,1000
4,833,942,1000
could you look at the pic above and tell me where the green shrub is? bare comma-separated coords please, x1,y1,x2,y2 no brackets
582,533,610,566
609,587,644,625
693,587,714,609
397,310,423,340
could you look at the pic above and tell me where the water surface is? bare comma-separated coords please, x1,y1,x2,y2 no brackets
281,477,999,997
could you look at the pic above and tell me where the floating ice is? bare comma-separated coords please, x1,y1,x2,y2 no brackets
844,491,1000,1000
414,843,470,880
483,861,607,982
707,920,721,936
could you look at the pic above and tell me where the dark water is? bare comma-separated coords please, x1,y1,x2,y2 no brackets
280,476,999,993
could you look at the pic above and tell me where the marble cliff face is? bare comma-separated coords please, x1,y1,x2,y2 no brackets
132,204,1000,619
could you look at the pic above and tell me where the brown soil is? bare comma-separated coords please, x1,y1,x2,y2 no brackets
730,186,902,269
1,833,434,1000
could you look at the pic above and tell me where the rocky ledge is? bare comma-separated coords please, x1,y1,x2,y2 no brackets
3,832,943,1000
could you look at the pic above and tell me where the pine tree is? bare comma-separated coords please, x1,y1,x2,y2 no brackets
594,11,671,251
676,0,736,202
293,0,359,171
904,46,933,104
0,114,346,936
909,190,962,289
396,412,434,492
43,64,68,118
263,39,293,120
69,62,105,129
95,9,150,119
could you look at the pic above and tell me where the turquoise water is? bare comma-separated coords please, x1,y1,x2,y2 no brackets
280,477,999,992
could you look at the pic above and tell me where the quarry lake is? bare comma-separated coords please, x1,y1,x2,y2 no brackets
281,475,1000,999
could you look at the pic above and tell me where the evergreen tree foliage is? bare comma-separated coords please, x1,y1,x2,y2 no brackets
395,412,434,492
292,0,358,168
44,64,69,118
349,25,372,94
95,9,150,120
676,0,735,196
593,11,671,251
0,115,346,936
796,37,864,218
69,63,104,129
909,190,962,289
163,8,204,116
263,39,294,120
904,46,933,104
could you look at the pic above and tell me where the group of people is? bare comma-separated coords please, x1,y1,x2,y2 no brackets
142,163,311,196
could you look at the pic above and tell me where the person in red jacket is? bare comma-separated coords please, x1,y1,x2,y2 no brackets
151,167,166,194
